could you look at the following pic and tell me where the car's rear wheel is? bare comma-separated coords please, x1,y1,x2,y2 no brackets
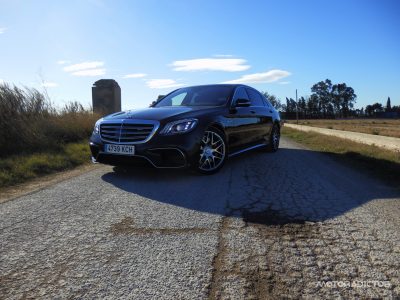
195,128,226,174
266,124,280,152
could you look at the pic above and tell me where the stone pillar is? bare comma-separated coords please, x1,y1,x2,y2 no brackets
92,79,121,115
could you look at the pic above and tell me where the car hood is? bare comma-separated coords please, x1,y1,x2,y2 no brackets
102,106,222,122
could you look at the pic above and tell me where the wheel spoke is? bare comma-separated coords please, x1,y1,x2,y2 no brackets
212,138,221,146
214,144,223,150
214,151,224,157
198,130,225,171
200,157,207,167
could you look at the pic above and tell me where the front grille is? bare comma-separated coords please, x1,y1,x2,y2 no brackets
100,122,155,144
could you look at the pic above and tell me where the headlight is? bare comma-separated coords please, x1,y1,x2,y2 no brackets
160,119,198,135
93,119,102,135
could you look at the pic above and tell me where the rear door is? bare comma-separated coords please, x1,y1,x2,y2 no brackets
245,88,273,143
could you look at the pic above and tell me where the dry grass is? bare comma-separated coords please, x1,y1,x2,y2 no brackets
286,119,400,138
0,83,100,157
0,83,101,187
282,127,400,187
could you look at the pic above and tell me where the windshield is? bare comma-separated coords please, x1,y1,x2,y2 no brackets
155,85,235,107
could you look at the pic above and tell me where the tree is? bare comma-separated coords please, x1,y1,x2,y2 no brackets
372,102,383,113
310,79,357,118
386,97,392,112
331,83,357,117
296,96,306,117
284,97,297,113
365,105,373,116
391,105,400,113
307,94,319,117
311,79,333,117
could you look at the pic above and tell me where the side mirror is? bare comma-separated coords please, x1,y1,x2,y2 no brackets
235,98,251,107
150,100,157,107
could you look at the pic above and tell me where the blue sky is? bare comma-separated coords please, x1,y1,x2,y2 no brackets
0,0,399,110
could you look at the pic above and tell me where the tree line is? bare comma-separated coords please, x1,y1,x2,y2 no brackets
263,79,399,119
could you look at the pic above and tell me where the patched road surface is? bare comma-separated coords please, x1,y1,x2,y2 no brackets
1,138,399,299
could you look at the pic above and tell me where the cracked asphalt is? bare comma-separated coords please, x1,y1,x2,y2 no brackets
1,137,399,299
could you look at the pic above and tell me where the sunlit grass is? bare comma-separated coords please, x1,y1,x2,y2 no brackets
0,141,91,188
282,127,400,187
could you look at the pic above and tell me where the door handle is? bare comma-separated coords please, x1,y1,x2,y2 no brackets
269,110,273,113
250,110,256,114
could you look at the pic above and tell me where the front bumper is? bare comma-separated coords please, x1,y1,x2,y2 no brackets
89,127,203,168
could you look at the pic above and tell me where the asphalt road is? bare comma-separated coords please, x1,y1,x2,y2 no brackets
1,138,399,299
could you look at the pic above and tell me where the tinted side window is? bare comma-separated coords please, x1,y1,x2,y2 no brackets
171,92,187,106
232,87,249,103
246,88,264,107
262,95,272,108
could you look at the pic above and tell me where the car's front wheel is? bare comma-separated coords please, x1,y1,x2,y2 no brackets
195,128,227,174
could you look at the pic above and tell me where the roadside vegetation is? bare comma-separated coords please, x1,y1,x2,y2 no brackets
265,79,399,120
282,127,400,187
0,83,100,188
285,119,400,138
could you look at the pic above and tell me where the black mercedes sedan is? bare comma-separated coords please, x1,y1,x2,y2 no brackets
89,84,281,174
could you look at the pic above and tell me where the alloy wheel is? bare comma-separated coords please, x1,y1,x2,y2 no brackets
198,130,226,172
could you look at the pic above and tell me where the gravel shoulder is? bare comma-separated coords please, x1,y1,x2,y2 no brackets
0,164,102,204
285,123,400,152
0,138,399,299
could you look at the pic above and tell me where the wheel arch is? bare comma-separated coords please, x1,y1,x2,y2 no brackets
207,122,226,137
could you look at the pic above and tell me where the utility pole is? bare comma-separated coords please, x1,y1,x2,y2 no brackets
296,89,299,125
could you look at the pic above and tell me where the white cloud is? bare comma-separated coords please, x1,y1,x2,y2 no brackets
71,68,106,77
146,79,184,89
213,54,234,58
63,61,104,72
41,81,58,88
123,73,147,79
62,61,106,77
222,69,291,84
171,58,250,72
0,27,6,34
57,60,70,65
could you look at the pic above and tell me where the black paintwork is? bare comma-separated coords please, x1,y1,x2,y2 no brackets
89,84,281,168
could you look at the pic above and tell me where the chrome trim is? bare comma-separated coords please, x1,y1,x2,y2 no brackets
228,144,266,158
99,119,160,145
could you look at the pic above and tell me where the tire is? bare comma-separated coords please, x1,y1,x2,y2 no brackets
266,124,280,152
194,127,227,175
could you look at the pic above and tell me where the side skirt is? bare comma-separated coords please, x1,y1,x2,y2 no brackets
228,143,267,158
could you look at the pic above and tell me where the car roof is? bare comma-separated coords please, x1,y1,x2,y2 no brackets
176,84,249,89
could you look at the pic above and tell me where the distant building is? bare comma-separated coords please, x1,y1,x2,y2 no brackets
92,79,121,115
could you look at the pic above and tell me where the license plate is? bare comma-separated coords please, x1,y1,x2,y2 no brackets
104,144,135,155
